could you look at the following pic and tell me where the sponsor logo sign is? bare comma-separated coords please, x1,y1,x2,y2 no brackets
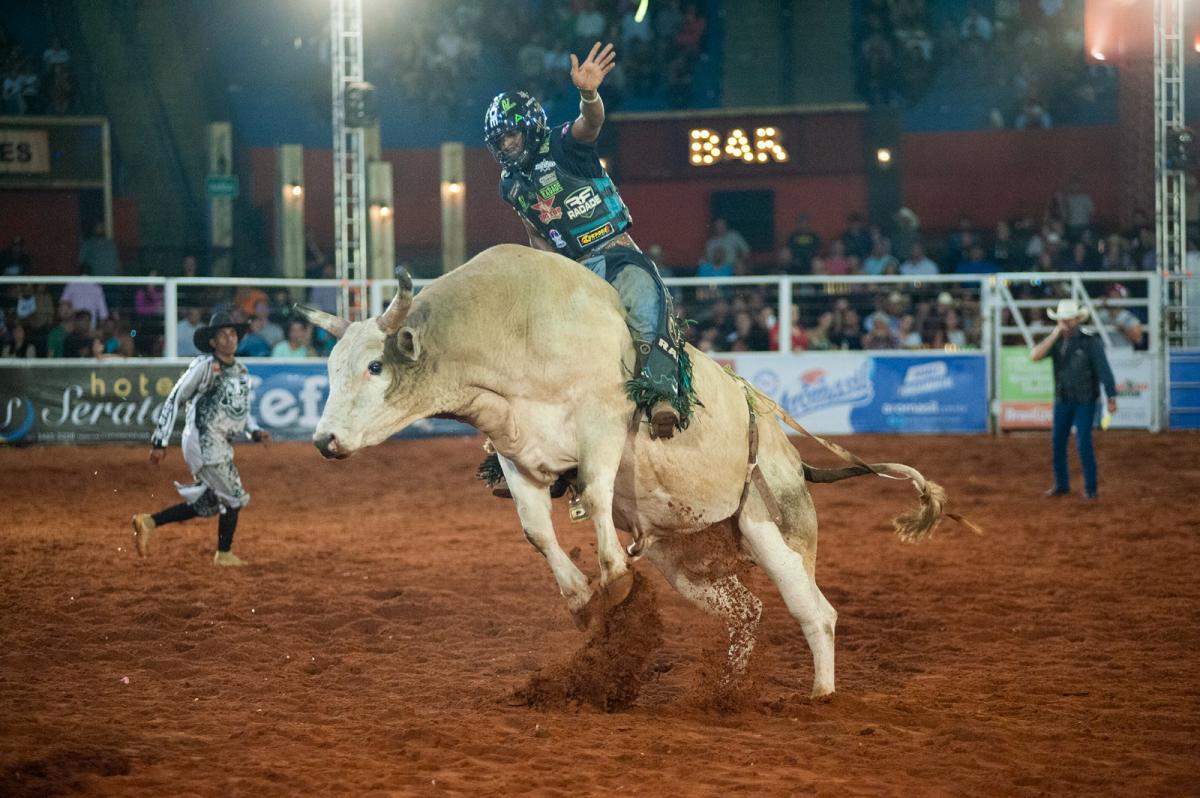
0,362,472,445
998,346,1053,429
576,221,615,248
897,361,954,397
734,353,987,434
537,180,563,199
538,172,558,186
531,196,561,224
548,230,567,249
534,158,555,172
564,186,602,220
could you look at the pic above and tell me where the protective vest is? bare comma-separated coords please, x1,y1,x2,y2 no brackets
500,131,632,260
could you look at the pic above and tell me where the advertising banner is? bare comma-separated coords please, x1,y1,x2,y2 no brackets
998,346,1054,429
0,361,473,446
732,353,989,434
997,346,1153,430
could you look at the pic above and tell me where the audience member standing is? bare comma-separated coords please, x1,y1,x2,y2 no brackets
1,236,31,276
785,214,821,274
78,223,122,278
705,218,749,273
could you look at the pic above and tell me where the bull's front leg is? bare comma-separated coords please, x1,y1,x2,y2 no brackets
498,454,594,629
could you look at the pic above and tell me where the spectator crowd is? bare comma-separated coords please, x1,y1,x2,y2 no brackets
856,0,1116,130
663,175,1160,354
1,25,75,115
361,0,708,114
0,240,331,360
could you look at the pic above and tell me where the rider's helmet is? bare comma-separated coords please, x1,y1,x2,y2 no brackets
484,91,548,172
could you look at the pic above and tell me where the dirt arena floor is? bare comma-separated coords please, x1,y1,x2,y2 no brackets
2,431,1198,796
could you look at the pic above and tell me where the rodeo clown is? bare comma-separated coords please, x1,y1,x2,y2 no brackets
131,311,271,566
483,42,696,441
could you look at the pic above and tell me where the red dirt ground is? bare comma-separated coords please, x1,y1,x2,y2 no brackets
1,432,1198,796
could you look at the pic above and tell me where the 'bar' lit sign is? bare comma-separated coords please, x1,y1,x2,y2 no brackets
688,126,789,166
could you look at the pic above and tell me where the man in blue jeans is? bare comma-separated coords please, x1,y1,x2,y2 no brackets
1030,299,1118,500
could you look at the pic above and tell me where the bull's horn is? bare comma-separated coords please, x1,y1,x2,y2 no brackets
292,303,349,339
377,266,413,336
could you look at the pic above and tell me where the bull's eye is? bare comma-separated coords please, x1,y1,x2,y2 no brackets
367,360,383,376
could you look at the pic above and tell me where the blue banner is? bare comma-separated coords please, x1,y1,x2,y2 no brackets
848,356,988,433
733,353,988,434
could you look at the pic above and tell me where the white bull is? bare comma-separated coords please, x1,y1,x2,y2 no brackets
297,245,960,697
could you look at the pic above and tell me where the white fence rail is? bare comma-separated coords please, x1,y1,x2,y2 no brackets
0,271,1192,432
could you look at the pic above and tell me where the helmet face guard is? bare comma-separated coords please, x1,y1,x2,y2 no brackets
484,91,547,171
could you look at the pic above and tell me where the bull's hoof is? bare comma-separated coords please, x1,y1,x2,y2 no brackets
602,569,635,608
569,604,592,632
572,569,636,631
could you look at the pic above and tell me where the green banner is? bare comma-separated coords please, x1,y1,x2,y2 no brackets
999,346,1053,401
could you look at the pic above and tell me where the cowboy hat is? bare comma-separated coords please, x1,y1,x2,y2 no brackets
194,311,249,353
1047,298,1089,321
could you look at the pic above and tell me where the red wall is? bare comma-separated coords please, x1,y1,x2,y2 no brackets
618,174,868,265
246,123,1123,269
0,192,140,275
902,126,1121,231
0,190,81,274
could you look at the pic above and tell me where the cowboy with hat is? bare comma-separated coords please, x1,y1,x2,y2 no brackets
1031,298,1118,500
193,310,248,354
131,310,271,565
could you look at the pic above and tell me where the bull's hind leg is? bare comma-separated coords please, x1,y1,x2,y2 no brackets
497,454,593,629
644,535,762,682
738,512,838,698
575,427,633,604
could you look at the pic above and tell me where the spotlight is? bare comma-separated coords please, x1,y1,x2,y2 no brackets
447,181,462,194
876,148,893,166
378,205,392,218
288,184,303,198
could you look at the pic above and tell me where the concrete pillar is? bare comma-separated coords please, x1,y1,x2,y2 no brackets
276,144,305,279
363,123,381,161
440,142,465,273
207,122,233,277
368,160,395,281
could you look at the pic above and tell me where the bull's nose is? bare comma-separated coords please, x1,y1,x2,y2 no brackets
314,432,344,460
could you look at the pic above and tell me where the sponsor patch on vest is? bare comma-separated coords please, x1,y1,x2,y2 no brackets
538,172,557,186
548,230,567,249
534,159,555,172
564,186,603,220
538,180,563,199
532,196,561,224
576,221,615,248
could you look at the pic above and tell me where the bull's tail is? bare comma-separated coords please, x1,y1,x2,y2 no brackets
735,373,980,543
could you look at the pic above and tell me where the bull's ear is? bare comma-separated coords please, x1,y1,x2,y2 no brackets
293,304,349,339
396,326,421,362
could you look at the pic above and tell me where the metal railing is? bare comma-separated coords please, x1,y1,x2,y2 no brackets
1,271,1193,432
